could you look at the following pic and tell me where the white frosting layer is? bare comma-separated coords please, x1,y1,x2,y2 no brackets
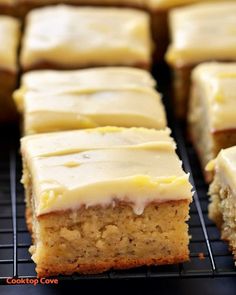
21,127,193,216
207,146,236,196
0,16,20,72
21,127,176,158
14,68,166,135
18,67,156,92
20,5,152,70
166,2,236,67
148,0,223,10
190,62,236,132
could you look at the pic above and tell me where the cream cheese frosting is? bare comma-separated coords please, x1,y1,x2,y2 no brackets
190,62,236,132
21,127,176,158
14,68,166,135
20,5,152,70
17,67,156,93
206,146,236,196
0,16,20,72
148,0,223,10
166,2,236,67
21,127,193,216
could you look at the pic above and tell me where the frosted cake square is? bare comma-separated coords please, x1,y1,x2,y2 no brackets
208,146,236,263
188,62,236,181
14,67,166,135
166,2,236,118
21,127,193,277
20,5,152,71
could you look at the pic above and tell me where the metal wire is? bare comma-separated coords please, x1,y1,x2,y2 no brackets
10,150,18,278
173,123,216,276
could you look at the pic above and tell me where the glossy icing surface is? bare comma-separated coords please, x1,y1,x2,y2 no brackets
190,62,236,132
21,127,193,216
166,2,236,67
207,146,236,195
14,68,166,134
149,0,222,10
20,5,152,69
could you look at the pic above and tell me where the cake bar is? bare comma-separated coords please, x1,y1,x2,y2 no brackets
188,62,236,181
21,127,193,277
20,5,152,71
14,0,222,62
14,67,166,135
208,146,236,263
148,0,223,61
166,1,236,118
0,15,20,122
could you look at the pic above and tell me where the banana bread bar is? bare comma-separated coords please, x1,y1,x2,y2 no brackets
208,146,236,264
188,62,236,181
21,127,193,277
20,5,152,71
166,1,236,118
14,67,166,135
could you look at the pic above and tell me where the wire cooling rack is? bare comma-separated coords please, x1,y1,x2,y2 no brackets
0,66,236,283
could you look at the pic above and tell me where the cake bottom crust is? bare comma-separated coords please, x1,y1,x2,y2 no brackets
26,200,190,277
35,254,188,278
0,5,15,16
22,60,150,73
0,70,18,123
151,10,168,62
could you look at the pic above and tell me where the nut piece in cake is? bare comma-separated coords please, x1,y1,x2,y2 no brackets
20,5,152,71
188,62,236,182
165,1,236,118
208,146,236,264
14,67,167,135
20,127,193,277
0,15,20,122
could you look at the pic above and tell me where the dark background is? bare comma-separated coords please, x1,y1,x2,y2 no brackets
1,278,236,295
